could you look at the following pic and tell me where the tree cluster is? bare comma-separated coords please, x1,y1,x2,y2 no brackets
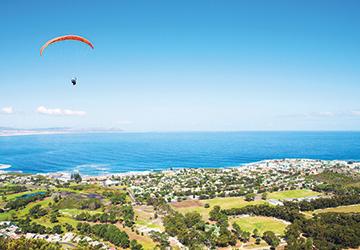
79,198,101,210
296,213,360,249
75,212,118,223
149,231,170,249
262,231,280,249
120,204,135,227
164,210,237,248
29,204,47,218
103,191,127,205
285,194,360,211
224,204,304,222
77,222,132,248
0,185,27,195
16,218,62,235
0,236,61,250
5,192,47,210
232,222,251,243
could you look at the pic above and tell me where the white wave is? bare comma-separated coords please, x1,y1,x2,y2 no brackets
0,164,11,170
75,163,110,171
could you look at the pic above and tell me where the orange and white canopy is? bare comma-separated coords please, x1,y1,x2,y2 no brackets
40,35,94,56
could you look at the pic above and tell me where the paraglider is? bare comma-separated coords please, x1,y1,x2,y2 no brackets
40,35,94,86
71,77,77,86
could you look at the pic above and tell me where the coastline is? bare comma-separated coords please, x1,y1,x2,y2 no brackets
1,158,358,181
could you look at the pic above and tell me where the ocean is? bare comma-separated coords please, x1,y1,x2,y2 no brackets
0,131,360,175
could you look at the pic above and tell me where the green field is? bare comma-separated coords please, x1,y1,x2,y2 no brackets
18,198,52,217
59,208,102,217
134,205,164,230
0,211,12,221
0,197,52,221
267,189,320,200
205,197,266,209
33,215,79,228
172,197,266,220
230,216,288,235
5,190,47,201
312,204,360,214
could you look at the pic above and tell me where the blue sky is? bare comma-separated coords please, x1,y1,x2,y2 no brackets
1,0,360,131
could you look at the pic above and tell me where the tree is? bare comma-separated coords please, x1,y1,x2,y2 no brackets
90,224,130,248
216,225,237,247
71,172,82,183
241,231,251,242
209,205,221,221
184,211,204,229
245,193,256,201
305,237,313,250
262,231,280,249
50,212,58,223
163,212,185,237
53,195,60,203
130,239,144,250
52,225,63,234
178,227,205,248
110,192,127,204
261,192,268,200
204,226,217,249
121,205,135,227
149,231,170,249
285,222,307,250
253,228,259,238
99,213,109,223
65,223,73,232
29,204,47,218
232,222,242,239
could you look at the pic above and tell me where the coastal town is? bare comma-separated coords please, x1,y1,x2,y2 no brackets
3,1,360,250
1,158,360,249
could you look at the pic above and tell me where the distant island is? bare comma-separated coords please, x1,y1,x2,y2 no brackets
0,127,123,137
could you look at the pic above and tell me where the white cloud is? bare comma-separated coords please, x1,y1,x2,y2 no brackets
62,109,86,116
350,110,360,116
1,106,14,114
36,106,86,116
282,110,360,119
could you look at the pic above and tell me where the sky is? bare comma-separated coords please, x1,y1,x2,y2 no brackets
1,0,360,131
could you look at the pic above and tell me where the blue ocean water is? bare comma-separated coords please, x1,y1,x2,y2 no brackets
0,132,360,175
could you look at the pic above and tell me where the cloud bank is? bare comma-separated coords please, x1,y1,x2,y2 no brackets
282,110,360,119
1,107,14,114
36,106,86,116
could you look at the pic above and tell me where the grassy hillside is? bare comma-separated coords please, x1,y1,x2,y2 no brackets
230,216,288,235
267,189,320,200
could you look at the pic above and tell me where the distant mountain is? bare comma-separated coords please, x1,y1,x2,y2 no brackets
0,127,123,137
0,127,70,131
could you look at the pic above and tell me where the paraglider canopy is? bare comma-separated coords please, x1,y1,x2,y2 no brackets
40,35,94,56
